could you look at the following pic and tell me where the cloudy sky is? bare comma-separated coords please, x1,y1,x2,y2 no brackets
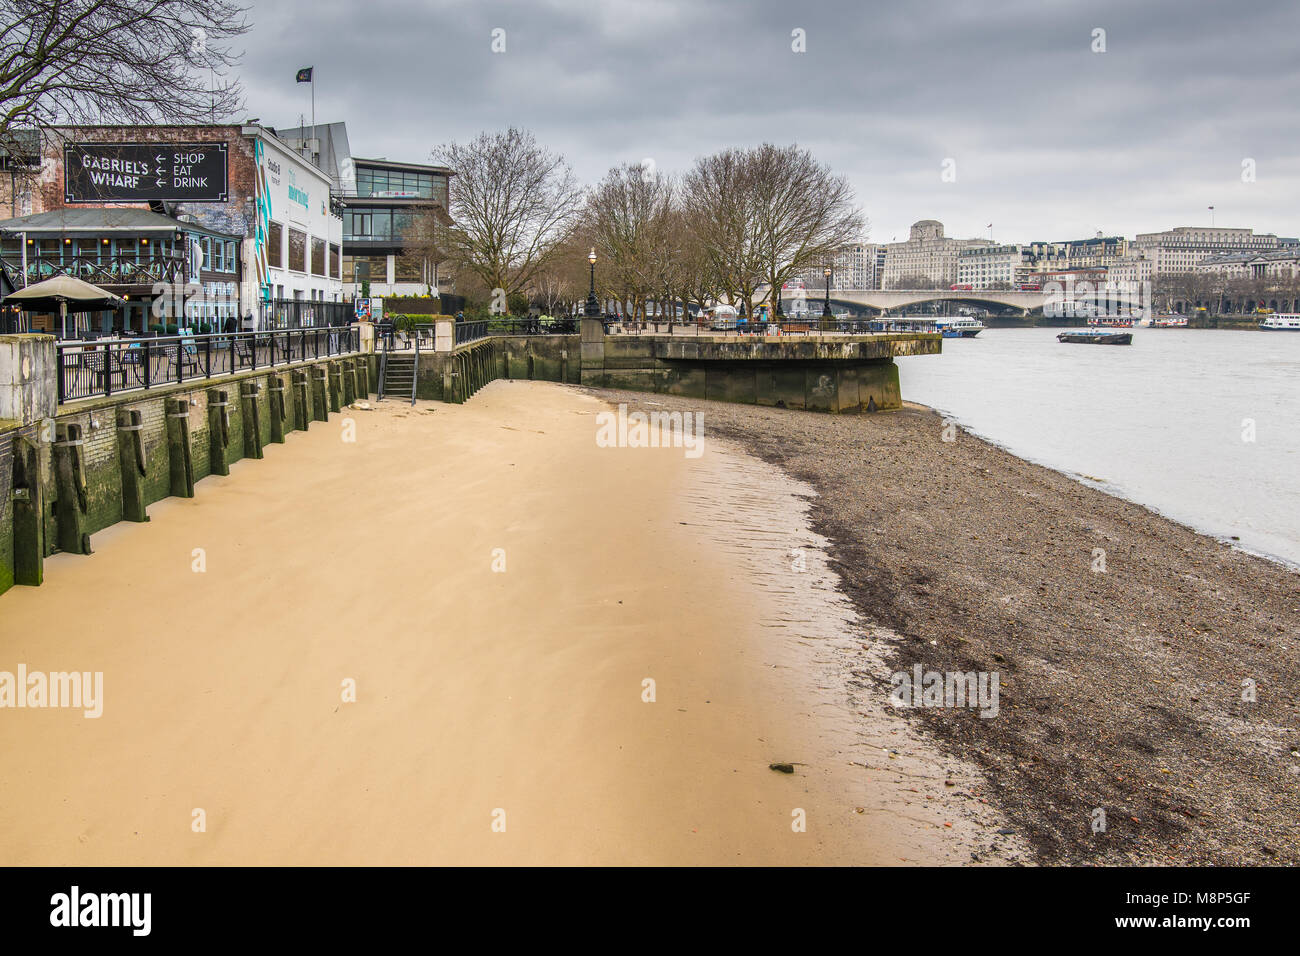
236,0,1300,244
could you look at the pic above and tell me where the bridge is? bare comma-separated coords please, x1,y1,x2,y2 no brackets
769,287,1148,315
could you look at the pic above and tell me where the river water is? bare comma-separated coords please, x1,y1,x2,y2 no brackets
896,327,1300,567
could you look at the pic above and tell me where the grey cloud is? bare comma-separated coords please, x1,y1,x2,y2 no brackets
236,0,1300,241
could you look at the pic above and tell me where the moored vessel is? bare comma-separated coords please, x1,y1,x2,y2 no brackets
1058,328,1133,345
936,317,986,338
1259,313,1300,331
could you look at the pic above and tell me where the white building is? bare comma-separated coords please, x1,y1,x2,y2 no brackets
248,126,344,314
1194,248,1300,280
880,220,992,288
956,244,1033,288
1127,226,1284,274
794,241,882,291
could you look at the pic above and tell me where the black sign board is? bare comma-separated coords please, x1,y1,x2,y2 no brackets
64,142,229,203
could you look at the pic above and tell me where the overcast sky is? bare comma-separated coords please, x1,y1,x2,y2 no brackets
236,0,1300,244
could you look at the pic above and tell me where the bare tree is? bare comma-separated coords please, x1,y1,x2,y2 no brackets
0,0,250,153
681,148,765,315
743,144,865,315
433,128,583,301
586,162,677,324
398,203,454,298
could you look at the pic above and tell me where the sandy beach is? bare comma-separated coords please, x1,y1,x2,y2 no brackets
0,380,1026,866
593,387,1300,866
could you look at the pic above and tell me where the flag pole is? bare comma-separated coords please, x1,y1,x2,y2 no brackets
311,73,316,166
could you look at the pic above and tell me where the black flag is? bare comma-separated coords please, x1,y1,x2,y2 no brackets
296,67,313,83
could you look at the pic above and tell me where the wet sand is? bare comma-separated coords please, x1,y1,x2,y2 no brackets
593,388,1300,866
0,381,1022,865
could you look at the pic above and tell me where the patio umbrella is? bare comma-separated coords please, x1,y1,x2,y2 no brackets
2,274,124,338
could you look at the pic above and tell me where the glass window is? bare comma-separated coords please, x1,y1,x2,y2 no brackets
344,211,371,240
349,255,386,282
371,210,391,240
267,221,283,268
311,237,326,276
395,255,423,281
330,243,341,278
392,212,414,241
288,228,307,272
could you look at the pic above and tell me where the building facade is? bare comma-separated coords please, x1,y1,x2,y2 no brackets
0,124,345,331
1194,248,1300,280
278,123,454,300
880,220,992,288
793,241,884,291
955,244,1032,288
1127,226,1284,274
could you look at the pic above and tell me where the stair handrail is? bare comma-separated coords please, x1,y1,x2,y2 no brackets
411,335,419,406
377,327,388,401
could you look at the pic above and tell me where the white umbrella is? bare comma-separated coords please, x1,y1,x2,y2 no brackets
2,274,125,338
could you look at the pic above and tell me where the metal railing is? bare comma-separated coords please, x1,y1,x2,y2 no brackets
0,254,187,286
374,323,436,351
56,327,362,404
455,320,488,344
688,317,939,335
259,298,353,330
486,317,578,335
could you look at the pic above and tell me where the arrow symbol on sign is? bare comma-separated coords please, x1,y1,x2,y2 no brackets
156,178,166,187
155,167,164,175
156,154,165,163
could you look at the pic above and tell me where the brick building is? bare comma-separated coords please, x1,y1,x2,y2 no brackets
0,125,344,333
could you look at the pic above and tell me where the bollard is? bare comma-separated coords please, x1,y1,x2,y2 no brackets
10,436,45,585
206,388,230,477
293,371,310,431
52,422,92,554
115,408,149,523
342,359,357,406
269,375,288,443
165,397,195,498
241,381,264,460
311,365,329,422
327,362,342,413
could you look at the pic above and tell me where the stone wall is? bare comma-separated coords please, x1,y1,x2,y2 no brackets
1,334,368,598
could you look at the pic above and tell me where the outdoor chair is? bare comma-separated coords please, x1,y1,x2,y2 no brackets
80,348,126,391
233,338,256,368
162,343,198,378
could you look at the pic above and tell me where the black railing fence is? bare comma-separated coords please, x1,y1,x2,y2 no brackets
683,317,939,335
259,298,353,330
57,327,362,404
454,320,488,345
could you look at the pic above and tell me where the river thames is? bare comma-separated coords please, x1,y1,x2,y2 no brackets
898,327,1300,566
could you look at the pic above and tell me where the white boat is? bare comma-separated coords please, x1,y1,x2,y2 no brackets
1259,313,1300,331
936,317,985,338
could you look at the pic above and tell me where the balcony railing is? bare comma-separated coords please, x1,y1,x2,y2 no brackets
0,254,188,286
56,327,362,404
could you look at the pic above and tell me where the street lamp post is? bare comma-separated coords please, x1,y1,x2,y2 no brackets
823,267,833,318
585,247,600,317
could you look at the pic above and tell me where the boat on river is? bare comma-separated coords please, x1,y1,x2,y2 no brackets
1260,313,1300,331
1058,328,1132,345
935,317,985,338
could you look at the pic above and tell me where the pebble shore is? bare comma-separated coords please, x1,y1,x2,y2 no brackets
589,387,1300,865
